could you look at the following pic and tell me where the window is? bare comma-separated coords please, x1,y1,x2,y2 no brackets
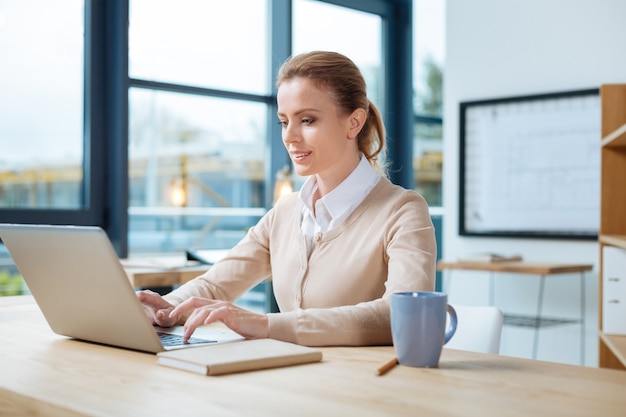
0,0,84,210
126,0,406,255
0,0,92,296
129,0,269,95
413,0,444,207
128,0,271,254
293,0,383,106
127,90,268,252
0,0,414,301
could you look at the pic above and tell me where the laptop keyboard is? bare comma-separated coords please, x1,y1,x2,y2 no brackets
157,332,217,347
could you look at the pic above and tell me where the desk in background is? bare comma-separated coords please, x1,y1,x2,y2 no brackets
121,249,231,289
1,296,626,417
122,260,208,289
438,260,593,364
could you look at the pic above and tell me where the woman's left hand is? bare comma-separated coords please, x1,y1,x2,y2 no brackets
169,297,270,342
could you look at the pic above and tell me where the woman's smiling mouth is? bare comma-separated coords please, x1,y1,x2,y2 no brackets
291,151,312,161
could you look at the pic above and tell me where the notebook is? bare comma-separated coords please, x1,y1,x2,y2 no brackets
0,223,243,353
157,338,323,376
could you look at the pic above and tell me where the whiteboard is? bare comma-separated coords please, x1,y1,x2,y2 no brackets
459,89,600,239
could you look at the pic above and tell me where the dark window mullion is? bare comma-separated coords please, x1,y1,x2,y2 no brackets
266,0,292,209
129,78,274,105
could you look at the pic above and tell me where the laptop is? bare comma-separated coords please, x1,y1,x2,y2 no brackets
0,223,243,353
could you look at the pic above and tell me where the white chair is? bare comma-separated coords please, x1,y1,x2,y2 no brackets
445,305,504,354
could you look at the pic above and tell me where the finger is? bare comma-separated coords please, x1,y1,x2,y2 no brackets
169,301,192,320
137,290,177,326
155,308,177,327
170,297,216,319
203,305,231,326
137,289,168,308
182,308,213,342
204,305,270,339
136,291,160,324
180,301,230,341
136,289,154,303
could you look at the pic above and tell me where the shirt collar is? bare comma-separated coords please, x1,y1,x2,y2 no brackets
298,154,380,222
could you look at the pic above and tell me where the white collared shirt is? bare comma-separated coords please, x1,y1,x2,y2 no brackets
298,155,381,256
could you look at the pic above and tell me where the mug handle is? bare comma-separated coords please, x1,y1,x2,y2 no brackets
444,305,457,344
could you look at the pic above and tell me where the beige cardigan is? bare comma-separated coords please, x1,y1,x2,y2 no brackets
164,177,436,346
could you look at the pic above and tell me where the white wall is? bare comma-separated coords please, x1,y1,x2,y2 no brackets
443,0,626,366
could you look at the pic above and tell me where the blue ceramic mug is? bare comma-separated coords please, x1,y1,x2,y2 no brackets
391,292,457,368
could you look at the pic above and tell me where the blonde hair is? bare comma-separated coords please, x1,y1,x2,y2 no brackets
276,51,387,176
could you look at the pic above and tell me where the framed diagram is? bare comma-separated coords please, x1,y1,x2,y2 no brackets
459,88,600,239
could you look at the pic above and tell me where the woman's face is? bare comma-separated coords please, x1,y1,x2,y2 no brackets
277,77,361,188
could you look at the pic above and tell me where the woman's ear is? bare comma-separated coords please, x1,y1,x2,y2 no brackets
347,108,367,139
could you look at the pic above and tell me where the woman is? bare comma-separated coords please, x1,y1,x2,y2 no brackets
138,51,436,346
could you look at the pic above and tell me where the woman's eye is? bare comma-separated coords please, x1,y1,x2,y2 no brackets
277,117,314,127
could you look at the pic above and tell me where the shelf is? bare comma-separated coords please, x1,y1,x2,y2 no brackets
599,234,626,249
600,332,626,369
437,260,592,275
601,122,626,148
599,84,626,371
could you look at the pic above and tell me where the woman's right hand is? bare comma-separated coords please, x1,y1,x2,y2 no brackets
136,289,178,327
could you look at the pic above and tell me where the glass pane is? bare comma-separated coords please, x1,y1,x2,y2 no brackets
413,0,444,118
292,0,383,108
0,0,84,209
128,88,266,254
413,120,442,206
129,0,269,95
413,0,444,207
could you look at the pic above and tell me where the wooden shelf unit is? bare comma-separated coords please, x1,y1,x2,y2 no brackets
599,84,626,370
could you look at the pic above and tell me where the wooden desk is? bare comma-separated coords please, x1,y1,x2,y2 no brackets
438,260,593,363
2,296,626,417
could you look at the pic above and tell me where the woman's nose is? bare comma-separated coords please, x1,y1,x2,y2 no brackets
282,124,300,144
